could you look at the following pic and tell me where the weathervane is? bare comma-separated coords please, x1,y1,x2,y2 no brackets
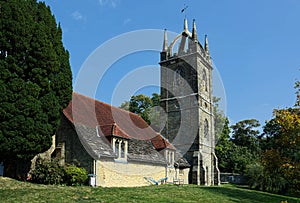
181,4,188,14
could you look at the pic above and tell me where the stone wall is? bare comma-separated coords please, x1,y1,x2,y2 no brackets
96,160,166,187
30,135,56,173
182,168,189,184
56,116,94,173
220,173,247,185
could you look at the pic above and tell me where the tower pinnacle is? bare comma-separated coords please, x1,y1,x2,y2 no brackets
204,35,210,54
192,19,198,41
184,17,188,32
162,29,168,52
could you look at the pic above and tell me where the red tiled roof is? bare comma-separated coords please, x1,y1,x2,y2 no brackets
64,92,174,150
99,123,130,139
151,134,176,151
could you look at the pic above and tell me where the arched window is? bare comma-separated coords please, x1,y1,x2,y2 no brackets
114,140,119,157
202,69,208,91
120,141,125,158
112,138,128,160
204,119,209,138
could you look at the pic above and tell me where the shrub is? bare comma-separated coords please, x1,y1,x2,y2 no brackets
245,162,264,189
30,157,64,185
64,165,88,186
245,162,289,195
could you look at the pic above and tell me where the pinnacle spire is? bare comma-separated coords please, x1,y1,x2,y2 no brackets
204,34,210,54
192,19,198,41
162,29,168,52
184,17,188,32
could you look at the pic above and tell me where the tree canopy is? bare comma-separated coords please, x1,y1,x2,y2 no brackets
259,108,300,195
129,94,153,124
0,0,72,169
215,118,261,174
245,80,300,196
121,93,159,126
213,97,227,144
231,119,261,154
295,79,300,107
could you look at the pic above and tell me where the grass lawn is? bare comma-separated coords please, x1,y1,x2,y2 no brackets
0,177,299,203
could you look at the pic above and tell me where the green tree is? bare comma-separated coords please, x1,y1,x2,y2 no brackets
228,144,257,174
231,119,261,154
0,0,72,178
215,118,232,172
216,119,260,174
148,93,161,131
129,94,152,124
260,108,300,195
151,93,160,106
128,93,160,126
213,97,227,143
119,101,130,111
247,82,300,196
295,79,300,107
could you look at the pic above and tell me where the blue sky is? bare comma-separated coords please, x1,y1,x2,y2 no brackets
43,0,300,129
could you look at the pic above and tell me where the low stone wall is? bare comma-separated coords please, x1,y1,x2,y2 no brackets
220,173,247,185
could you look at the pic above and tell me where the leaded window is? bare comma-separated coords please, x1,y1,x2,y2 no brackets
204,119,209,139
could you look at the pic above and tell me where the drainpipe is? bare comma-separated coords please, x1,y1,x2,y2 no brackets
92,159,97,187
165,150,168,180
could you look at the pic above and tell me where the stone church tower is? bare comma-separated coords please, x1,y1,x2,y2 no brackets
159,18,220,185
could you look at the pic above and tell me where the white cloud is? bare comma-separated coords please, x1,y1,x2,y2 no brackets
98,0,119,8
72,11,86,22
72,11,82,20
123,18,131,26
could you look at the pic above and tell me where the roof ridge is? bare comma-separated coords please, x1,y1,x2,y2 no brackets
73,92,147,122
98,123,116,127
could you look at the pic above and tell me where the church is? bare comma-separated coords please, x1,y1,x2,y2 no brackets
46,18,220,187
52,92,190,187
